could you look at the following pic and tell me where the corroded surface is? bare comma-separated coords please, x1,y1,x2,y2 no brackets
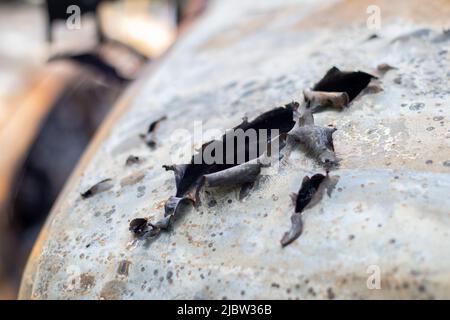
20,0,450,299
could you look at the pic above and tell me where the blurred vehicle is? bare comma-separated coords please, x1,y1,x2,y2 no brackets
0,0,206,299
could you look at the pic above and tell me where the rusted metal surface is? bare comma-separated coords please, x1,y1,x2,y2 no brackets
20,0,450,299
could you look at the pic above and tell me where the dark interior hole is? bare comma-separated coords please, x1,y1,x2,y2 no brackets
172,103,297,197
313,66,376,101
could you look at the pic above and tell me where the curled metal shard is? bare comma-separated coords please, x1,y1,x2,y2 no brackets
303,89,349,112
281,173,328,247
203,161,262,188
280,213,303,247
288,121,338,167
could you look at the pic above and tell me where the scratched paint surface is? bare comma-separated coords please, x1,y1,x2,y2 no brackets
20,0,450,299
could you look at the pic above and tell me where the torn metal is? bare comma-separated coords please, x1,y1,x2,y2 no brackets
303,89,349,112
312,66,376,102
131,104,297,238
281,173,339,247
288,112,338,168
129,66,376,239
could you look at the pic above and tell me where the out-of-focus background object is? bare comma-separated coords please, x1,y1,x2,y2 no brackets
0,0,207,299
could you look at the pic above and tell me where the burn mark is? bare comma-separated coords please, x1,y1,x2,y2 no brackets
313,66,376,102
81,178,113,198
140,116,167,148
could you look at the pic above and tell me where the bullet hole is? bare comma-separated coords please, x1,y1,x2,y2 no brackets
426,127,435,131
132,103,297,239
313,66,376,102
433,116,444,121
348,234,355,240
271,283,280,288
81,178,113,198
443,161,450,167
140,116,167,148
425,160,433,165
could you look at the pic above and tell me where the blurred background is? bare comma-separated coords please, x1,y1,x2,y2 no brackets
0,0,207,299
